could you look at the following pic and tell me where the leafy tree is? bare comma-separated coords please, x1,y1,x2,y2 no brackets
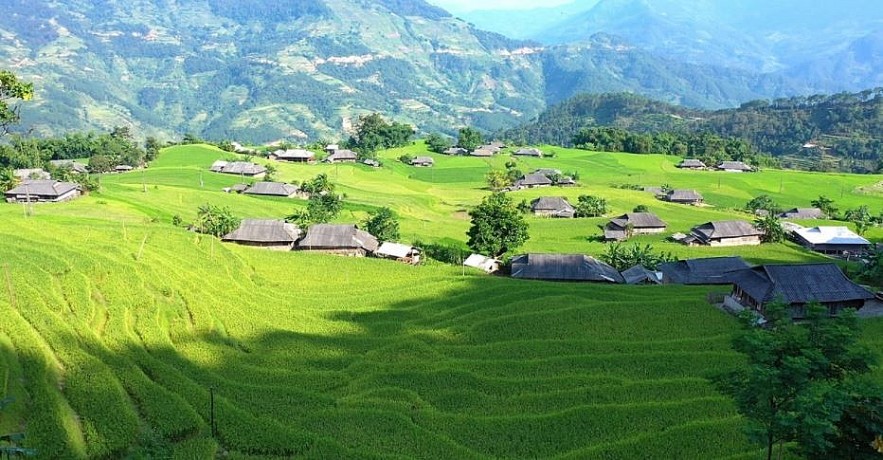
0,168,20,192
457,127,483,152
466,192,529,258
600,243,675,271
745,194,779,214
716,302,879,460
306,193,342,224
485,169,510,191
195,204,240,237
575,195,608,217
88,155,117,173
0,70,34,135
810,195,837,218
347,113,414,157
300,173,334,196
845,205,874,235
398,154,414,164
262,164,277,182
362,207,400,242
633,204,649,213
425,133,453,153
755,214,785,243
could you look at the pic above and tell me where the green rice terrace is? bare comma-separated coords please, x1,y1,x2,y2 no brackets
2,143,883,458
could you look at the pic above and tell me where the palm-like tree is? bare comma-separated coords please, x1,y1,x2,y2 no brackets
755,214,785,243
0,168,20,193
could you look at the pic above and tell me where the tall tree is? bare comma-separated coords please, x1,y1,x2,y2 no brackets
810,195,837,218
755,214,785,243
457,127,483,152
195,204,240,237
425,133,453,154
466,192,529,257
574,195,608,217
0,70,34,135
485,169,509,191
362,207,400,242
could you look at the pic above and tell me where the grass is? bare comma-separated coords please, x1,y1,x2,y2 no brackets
0,143,881,457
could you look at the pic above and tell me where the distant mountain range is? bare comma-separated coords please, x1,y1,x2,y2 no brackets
1,0,881,142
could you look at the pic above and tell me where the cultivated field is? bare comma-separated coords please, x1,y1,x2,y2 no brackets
1,143,881,458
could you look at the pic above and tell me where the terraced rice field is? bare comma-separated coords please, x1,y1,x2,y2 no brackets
0,144,881,457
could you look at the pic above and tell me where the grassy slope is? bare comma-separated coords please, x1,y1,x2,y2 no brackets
0,143,881,458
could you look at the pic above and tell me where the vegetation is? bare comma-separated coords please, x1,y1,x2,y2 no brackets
362,207,400,242
754,214,786,243
811,195,838,218
0,70,33,135
466,192,529,257
575,195,609,217
194,203,240,237
600,243,675,271
745,194,780,214
457,127,483,152
288,194,343,227
345,113,414,158
425,133,453,154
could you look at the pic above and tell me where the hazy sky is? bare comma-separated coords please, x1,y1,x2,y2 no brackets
428,0,574,13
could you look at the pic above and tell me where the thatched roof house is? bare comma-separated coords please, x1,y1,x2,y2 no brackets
530,197,575,218
717,161,753,172
221,219,302,250
688,220,763,246
50,160,89,174
270,149,315,162
5,180,81,203
604,212,667,241
242,182,301,198
514,173,553,189
411,156,434,167
513,147,543,157
665,189,703,204
210,161,267,178
728,264,873,319
791,226,870,255
469,148,495,157
443,147,468,155
325,149,358,163
511,254,624,283
677,159,707,169
659,256,751,285
779,208,825,219
297,224,379,256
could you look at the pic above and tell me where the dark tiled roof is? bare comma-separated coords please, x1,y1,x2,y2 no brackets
513,148,543,156
621,265,661,284
691,220,762,241
609,212,667,230
211,161,267,176
5,180,79,197
326,150,358,161
516,173,553,187
678,159,706,168
718,161,753,171
222,219,302,244
531,196,574,213
298,224,379,252
733,264,873,304
272,149,314,160
511,254,624,283
411,156,434,165
779,208,825,219
659,256,751,285
667,189,703,201
242,182,299,196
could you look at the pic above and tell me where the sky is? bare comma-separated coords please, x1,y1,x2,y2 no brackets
427,0,575,13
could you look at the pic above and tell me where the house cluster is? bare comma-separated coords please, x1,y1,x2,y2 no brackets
508,169,577,191
676,159,755,172
442,141,508,157
221,220,420,264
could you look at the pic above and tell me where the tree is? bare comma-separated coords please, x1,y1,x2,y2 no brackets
195,204,240,237
575,195,608,217
755,214,785,243
457,127,483,152
144,137,161,162
306,193,342,224
466,192,529,258
845,205,873,235
810,195,837,218
300,173,334,196
362,207,400,242
716,302,879,460
485,169,510,191
600,243,675,271
425,133,453,154
347,113,414,157
0,71,34,135
745,194,779,214
0,168,19,193
88,155,117,173
633,204,649,213
262,164,277,182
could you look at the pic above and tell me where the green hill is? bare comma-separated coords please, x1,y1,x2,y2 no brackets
1,144,882,457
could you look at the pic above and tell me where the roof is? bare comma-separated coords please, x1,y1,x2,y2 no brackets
50,160,89,173
443,147,467,155
603,227,628,241
516,173,553,187
692,220,762,240
5,180,79,197
463,254,500,272
326,149,358,161
242,182,299,197
272,149,314,160
115,164,134,171
221,219,302,244
779,208,825,219
659,256,751,285
733,264,873,305
531,196,574,213
411,156,434,165
534,168,562,177
297,224,379,252
211,161,267,176
325,144,339,150
667,189,703,201
511,254,624,283
608,212,667,230
621,265,662,284
513,148,543,157
792,226,870,246
678,159,706,168
718,161,753,171
375,242,417,259
13,168,50,180
470,148,494,157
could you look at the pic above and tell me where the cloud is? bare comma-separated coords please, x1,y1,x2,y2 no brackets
429,0,575,13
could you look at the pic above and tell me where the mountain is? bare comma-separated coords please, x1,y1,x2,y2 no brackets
456,1,599,40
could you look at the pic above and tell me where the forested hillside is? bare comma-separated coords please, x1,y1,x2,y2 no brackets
502,91,883,172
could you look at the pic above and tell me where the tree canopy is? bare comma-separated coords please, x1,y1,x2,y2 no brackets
362,207,400,242
346,113,414,158
466,192,529,258
0,70,33,135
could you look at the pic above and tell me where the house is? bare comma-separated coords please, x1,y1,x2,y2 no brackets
269,149,315,163
241,182,301,198
513,147,543,157
324,144,339,153
717,161,753,172
223,183,250,194
677,159,707,170
13,168,50,180
374,242,421,264
410,156,434,167
510,254,624,283
487,141,506,150
791,226,870,255
514,173,553,189
296,224,379,256
779,208,826,219
4,180,81,203
210,161,267,178
533,168,561,178
50,160,88,174
362,158,381,168
621,265,662,285
726,264,874,319
556,176,577,186
603,212,667,241
221,219,302,251
114,164,134,173
688,220,763,246
469,148,495,157
665,189,703,204
443,147,468,155
463,254,500,273
325,149,358,163
658,256,751,285
530,197,575,218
